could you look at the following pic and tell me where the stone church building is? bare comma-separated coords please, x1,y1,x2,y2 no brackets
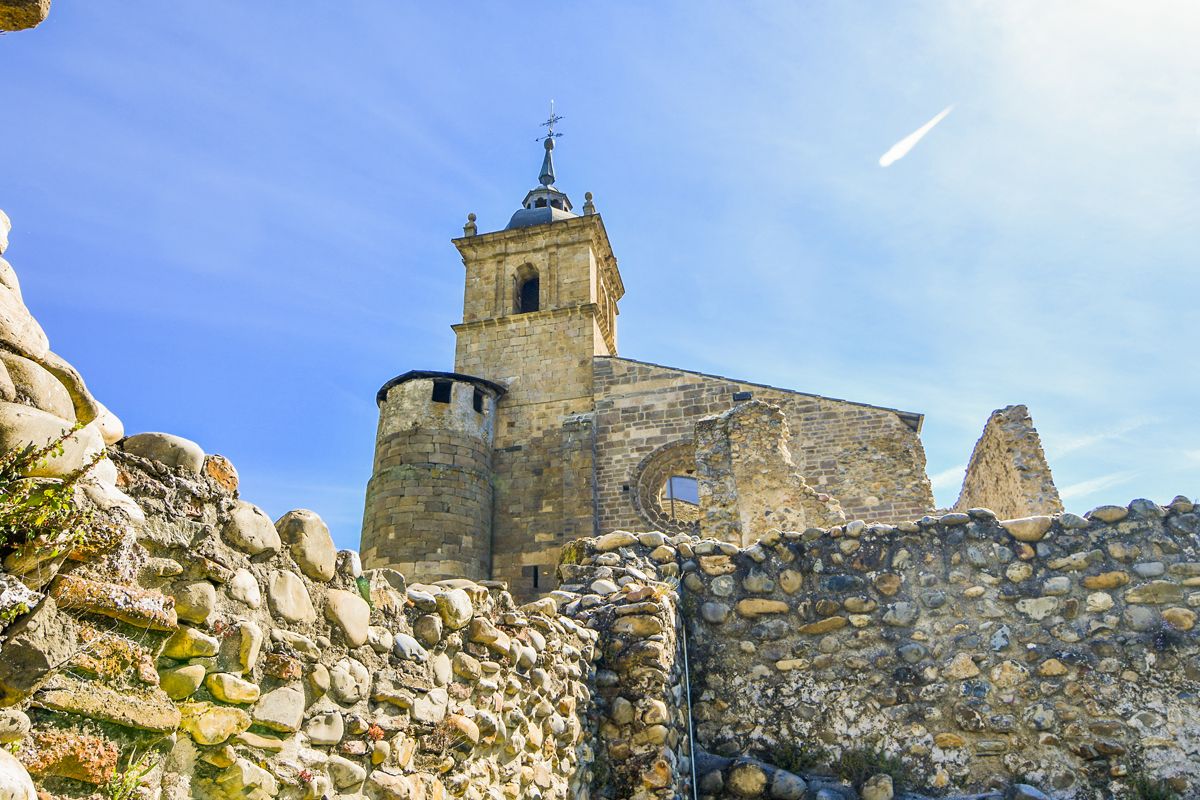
358,132,1058,600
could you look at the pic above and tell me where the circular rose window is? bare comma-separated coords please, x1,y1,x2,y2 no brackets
632,440,700,535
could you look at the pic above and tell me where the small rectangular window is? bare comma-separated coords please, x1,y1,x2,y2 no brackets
472,388,485,413
522,564,539,589
432,381,452,404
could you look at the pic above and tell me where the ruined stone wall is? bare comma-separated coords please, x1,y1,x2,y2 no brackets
955,405,1063,519
566,497,1200,798
695,402,844,545
361,377,496,582
592,357,933,533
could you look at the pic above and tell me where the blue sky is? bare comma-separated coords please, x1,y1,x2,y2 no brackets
3,2,1197,550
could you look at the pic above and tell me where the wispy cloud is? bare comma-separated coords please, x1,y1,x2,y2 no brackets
1051,416,1157,456
1059,471,1139,501
929,464,966,491
879,105,953,167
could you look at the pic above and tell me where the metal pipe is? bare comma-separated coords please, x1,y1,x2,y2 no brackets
678,596,699,800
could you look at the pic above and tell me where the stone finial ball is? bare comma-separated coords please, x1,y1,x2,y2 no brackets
467,213,476,221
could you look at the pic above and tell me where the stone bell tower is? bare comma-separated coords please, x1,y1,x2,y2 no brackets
451,117,624,598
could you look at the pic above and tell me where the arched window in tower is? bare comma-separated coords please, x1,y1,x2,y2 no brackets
515,265,540,314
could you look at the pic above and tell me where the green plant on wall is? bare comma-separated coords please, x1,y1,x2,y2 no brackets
0,427,109,559
106,749,160,800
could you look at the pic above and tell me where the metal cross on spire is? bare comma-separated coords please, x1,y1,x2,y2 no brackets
535,100,562,187
536,99,564,143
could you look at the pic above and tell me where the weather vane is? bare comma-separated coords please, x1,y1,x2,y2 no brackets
536,100,564,143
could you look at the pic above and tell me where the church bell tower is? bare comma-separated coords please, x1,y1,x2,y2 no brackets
451,113,623,598
361,111,624,600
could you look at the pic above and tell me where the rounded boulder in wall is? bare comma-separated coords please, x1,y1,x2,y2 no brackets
275,509,336,582
0,351,75,421
120,432,205,474
91,401,124,446
0,403,103,478
0,276,49,362
0,748,37,800
223,501,282,557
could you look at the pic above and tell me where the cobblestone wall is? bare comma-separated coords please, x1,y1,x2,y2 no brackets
565,496,1200,798
0,447,598,800
955,405,1063,519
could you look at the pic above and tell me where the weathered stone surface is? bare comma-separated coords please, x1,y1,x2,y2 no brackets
1082,570,1130,589
172,581,216,625
177,705,250,748
0,280,49,360
205,673,260,705
34,676,180,732
159,664,206,700
120,432,205,474
328,658,370,705
735,598,788,617
1001,515,1053,542
266,570,315,624
944,653,981,680
770,770,807,800
0,0,51,31
954,405,1062,519
365,770,413,800
1126,581,1184,604
305,710,345,745
216,758,277,798
276,509,336,581
435,588,474,630
227,569,262,608
411,686,449,724
223,501,281,557
0,404,103,478
0,749,37,800
161,626,219,660
862,774,894,800
252,686,305,733
0,598,79,705
325,588,371,647
50,574,176,631
595,531,638,552
727,761,767,796
0,352,74,420
0,710,30,745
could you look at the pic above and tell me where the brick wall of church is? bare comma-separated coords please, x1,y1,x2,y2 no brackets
592,357,934,533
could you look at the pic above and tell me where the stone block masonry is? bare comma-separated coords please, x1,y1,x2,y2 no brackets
593,357,934,533
361,373,501,583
